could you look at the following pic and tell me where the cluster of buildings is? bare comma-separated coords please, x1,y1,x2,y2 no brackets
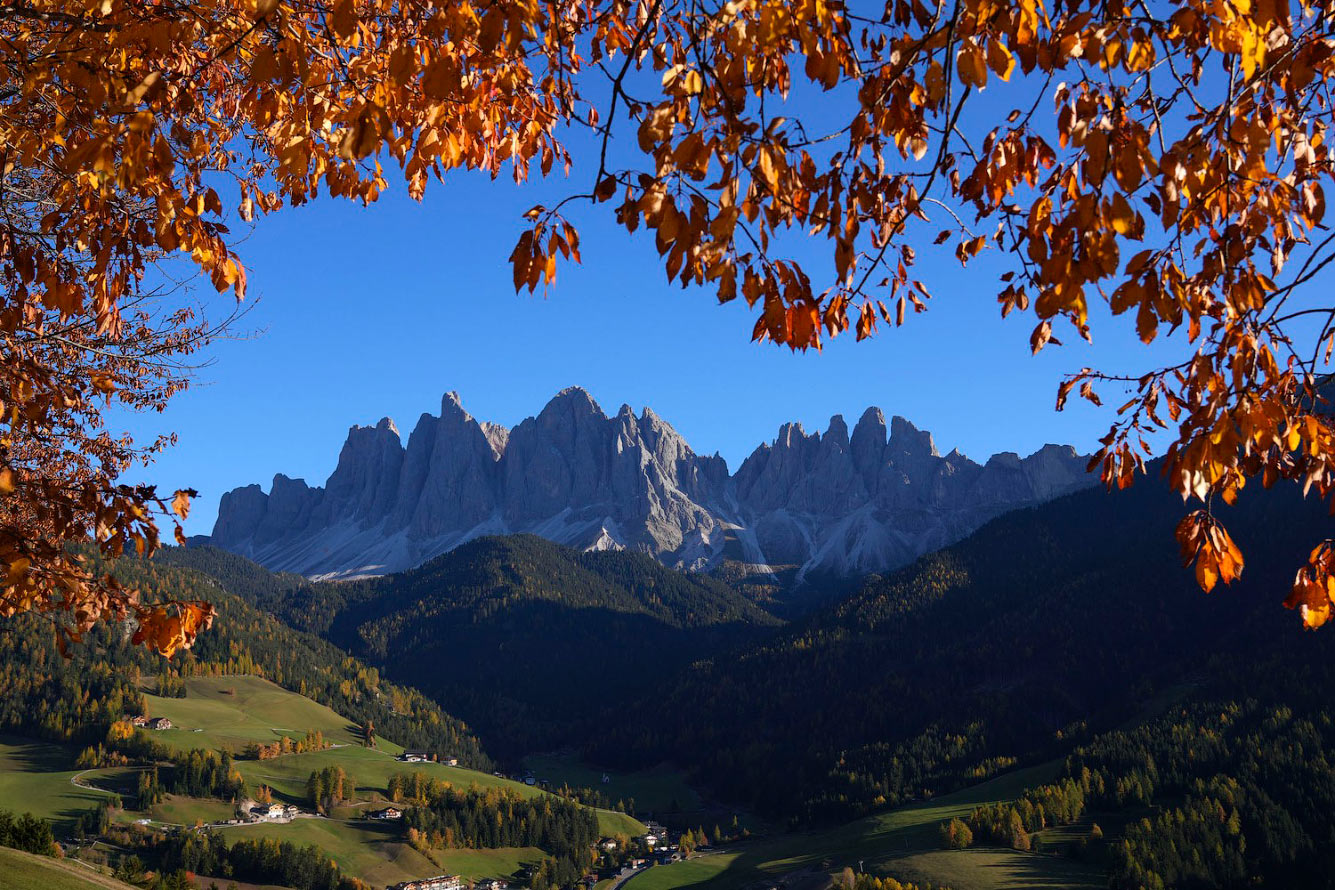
596,820,687,874
129,715,173,730
640,822,688,866
597,820,678,854
641,821,672,849
398,750,460,766
380,868,512,890
248,802,299,822
388,876,464,890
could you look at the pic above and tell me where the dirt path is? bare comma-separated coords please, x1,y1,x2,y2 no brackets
70,771,120,797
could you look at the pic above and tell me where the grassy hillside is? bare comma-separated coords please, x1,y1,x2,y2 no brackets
219,815,549,886
132,674,639,887
623,764,1102,890
0,550,489,778
226,740,642,835
219,816,441,887
0,847,139,890
143,675,403,756
110,554,489,766
0,736,125,828
216,741,641,885
148,794,237,827
2,658,640,889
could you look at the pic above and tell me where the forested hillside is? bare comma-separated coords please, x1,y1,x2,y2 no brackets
962,686,1335,889
590,474,1335,827
0,553,489,765
171,535,779,756
154,480,1335,887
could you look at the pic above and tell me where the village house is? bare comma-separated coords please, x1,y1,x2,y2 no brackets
399,750,432,763
249,803,287,821
443,756,459,767
599,837,619,851
129,715,150,728
370,805,403,821
387,875,464,890
641,822,671,849
474,879,508,890
147,717,172,731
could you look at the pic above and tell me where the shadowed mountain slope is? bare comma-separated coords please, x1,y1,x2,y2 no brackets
170,535,780,757
588,471,1335,824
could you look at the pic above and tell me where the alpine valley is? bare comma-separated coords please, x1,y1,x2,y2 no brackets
5,390,1335,890
209,388,1092,584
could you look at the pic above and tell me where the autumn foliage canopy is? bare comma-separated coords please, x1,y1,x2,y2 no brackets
4,0,1335,650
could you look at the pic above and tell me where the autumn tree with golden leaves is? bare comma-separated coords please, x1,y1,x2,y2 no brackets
4,0,1335,649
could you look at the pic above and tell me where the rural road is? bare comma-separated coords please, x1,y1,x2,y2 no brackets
606,866,646,890
70,770,119,796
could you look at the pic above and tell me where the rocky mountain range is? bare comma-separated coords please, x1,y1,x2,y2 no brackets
210,388,1094,582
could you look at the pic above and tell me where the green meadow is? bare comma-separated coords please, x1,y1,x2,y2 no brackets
235,744,530,804
122,675,642,887
230,742,643,837
219,815,440,887
0,847,137,890
217,812,548,885
149,794,239,826
1,672,647,890
141,675,400,755
623,763,1103,890
0,736,125,829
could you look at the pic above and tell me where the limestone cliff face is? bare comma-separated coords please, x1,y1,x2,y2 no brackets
211,388,1092,581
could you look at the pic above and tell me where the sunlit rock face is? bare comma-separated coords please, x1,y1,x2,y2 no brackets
211,388,1091,582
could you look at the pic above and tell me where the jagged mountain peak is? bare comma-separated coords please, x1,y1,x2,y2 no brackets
824,415,851,448
888,414,938,459
854,406,887,433
774,420,816,448
544,385,604,416
211,389,1095,584
439,390,475,420
345,417,401,443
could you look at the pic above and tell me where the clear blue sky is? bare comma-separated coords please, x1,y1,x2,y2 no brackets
122,157,1182,537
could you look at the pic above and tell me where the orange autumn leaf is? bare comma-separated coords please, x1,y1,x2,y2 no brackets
1176,510,1244,595
1285,542,1335,630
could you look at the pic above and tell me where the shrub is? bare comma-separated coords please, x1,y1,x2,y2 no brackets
938,817,973,850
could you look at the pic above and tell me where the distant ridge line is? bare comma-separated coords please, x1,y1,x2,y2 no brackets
209,387,1093,582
